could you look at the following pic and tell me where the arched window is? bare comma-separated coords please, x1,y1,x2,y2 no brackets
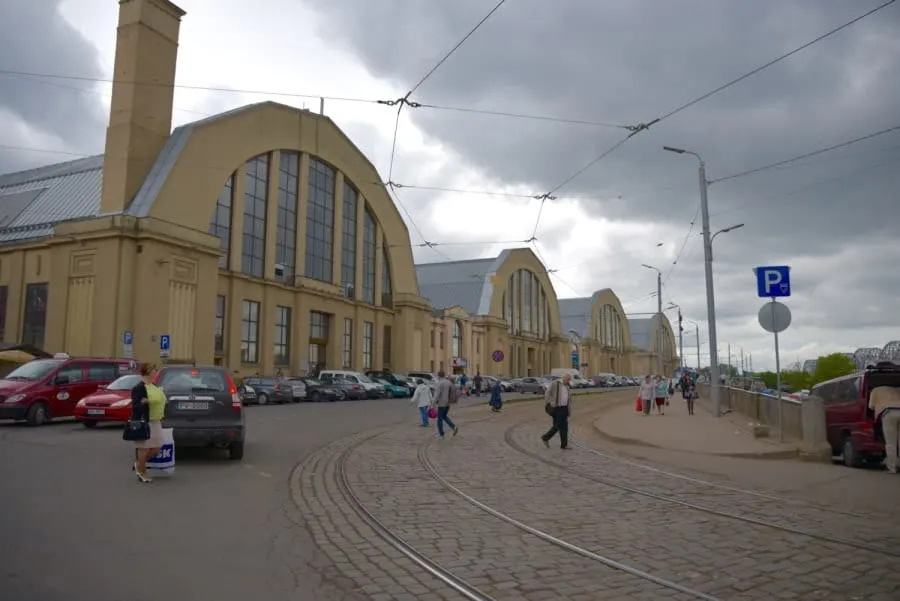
208,174,233,269
452,320,463,357
381,236,392,304
598,304,622,350
275,151,299,281
242,153,269,278
361,208,376,304
340,181,358,289
305,157,335,282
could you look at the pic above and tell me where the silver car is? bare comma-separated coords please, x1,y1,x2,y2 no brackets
519,377,550,394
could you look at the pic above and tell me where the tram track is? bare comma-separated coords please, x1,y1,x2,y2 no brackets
504,421,900,559
311,408,725,601
415,436,724,601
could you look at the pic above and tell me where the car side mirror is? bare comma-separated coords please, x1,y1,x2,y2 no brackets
55,375,70,386
97,384,107,390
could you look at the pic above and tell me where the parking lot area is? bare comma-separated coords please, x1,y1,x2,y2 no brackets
0,392,539,601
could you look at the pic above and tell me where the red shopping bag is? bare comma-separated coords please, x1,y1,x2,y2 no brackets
635,397,643,412
427,407,438,419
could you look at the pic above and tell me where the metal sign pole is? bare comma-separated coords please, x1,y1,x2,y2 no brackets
772,297,783,442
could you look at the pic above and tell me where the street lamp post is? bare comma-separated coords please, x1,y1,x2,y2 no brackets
664,145,745,416
641,264,664,376
666,303,683,369
685,319,701,370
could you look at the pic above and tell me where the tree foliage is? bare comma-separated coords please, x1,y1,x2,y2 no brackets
753,352,857,391
811,353,856,384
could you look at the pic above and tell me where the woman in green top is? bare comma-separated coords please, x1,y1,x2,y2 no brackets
654,375,670,415
131,362,168,483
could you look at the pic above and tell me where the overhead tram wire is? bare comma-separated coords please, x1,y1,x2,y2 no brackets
526,0,898,228
662,204,701,286
376,0,510,253
653,0,898,125
710,123,900,184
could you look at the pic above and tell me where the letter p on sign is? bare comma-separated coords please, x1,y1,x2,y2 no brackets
755,265,791,298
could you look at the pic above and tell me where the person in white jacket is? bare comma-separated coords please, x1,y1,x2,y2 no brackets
411,379,433,427
639,375,656,416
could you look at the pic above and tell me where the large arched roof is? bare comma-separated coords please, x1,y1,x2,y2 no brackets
120,101,418,294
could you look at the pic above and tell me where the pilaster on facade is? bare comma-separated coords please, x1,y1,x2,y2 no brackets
264,150,280,280
293,153,311,276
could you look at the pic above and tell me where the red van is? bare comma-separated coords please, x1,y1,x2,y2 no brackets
0,354,138,426
813,361,900,468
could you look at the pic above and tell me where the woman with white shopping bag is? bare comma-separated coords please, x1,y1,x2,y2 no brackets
126,362,168,483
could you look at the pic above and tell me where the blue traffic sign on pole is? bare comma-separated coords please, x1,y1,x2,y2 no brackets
123,331,133,345
160,335,171,352
755,265,791,298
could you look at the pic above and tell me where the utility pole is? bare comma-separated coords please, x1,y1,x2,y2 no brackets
678,309,684,370
695,323,700,370
698,161,722,415
741,347,745,375
656,270,663,376
728,342,732,379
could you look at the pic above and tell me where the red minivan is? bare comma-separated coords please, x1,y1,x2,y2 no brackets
813,361,900,468
0,353,138,426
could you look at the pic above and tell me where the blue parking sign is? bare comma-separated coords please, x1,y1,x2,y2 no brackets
755,266,791,298
160,334,171,352
123,331,133,345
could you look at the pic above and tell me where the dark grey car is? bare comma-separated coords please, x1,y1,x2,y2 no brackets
158,365,245,460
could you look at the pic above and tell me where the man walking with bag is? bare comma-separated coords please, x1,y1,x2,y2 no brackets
434,371,460,439
541,374,571,450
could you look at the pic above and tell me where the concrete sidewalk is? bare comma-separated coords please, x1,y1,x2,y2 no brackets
592,395,799,458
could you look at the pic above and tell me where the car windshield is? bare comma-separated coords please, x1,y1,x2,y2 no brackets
357,374,373,383
107,374,142,390
159,367,228,392
305,379,323,386
5,359,62,381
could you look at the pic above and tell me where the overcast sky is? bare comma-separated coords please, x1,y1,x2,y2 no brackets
1,0,899,370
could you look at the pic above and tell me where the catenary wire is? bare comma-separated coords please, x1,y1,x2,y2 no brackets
654,0,897,125
0,69,636,130
662,203,701,286
710,123,900,184
529,0,897,209
407,0,509,97
0,68,380,105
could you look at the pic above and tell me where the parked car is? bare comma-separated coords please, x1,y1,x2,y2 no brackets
407,371,438,393
240,376,301,404
278,377,308,402
73,373,143,427
813,360,899,468
519,377,550,394
297,377,344,402
155,365,245,460
0,354,138,426
374,378,410,398
318,372,368,401
238,382,257,404
366,371,414,394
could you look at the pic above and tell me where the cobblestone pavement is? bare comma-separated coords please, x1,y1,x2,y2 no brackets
292,404,900,600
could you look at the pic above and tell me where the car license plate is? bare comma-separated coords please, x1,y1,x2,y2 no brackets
86,409,106,416
177,401,209,411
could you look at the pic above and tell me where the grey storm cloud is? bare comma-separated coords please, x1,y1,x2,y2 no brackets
308,0,900,363
0,0,107,172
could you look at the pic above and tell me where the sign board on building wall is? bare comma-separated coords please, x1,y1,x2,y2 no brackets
491,350,504,363
452,357,468,368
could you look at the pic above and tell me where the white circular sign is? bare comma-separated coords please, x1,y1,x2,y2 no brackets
758,301,791,334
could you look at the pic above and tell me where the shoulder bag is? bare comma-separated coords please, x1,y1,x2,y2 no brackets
122,419,150,442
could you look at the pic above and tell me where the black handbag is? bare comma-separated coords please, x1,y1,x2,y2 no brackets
122,420,150,442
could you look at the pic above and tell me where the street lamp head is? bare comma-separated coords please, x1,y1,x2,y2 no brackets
723,223,745,233
640,263,658,272
663,146,686,154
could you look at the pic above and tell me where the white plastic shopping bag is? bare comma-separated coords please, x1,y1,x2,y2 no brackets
147,427,175,474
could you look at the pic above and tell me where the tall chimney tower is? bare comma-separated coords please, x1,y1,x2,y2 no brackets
100,0,185,215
